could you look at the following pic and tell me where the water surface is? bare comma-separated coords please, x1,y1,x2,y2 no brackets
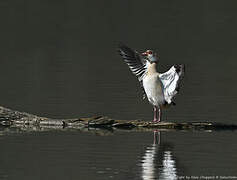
0,130,237,180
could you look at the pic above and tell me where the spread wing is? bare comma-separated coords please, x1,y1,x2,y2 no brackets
118,44,147,81
159,64,185,104
118,44,148,99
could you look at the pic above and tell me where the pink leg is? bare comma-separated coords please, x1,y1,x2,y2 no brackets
153,106,161,122
158,107,162,122
153,106,158,122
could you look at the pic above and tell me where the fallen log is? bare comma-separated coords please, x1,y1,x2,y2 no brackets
0,106,237,132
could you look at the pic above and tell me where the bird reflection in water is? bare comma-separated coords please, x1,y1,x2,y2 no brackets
141,131,178,180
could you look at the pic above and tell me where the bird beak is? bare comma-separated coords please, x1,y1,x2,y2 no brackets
142,52,147,56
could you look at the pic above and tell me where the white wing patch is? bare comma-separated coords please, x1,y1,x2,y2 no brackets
159,66,184,104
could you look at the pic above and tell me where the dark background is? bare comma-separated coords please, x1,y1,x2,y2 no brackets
0,0,237,122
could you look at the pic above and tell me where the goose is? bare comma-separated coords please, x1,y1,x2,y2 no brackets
118,44,184,122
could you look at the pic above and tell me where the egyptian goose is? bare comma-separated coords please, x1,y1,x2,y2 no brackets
118,44,184,122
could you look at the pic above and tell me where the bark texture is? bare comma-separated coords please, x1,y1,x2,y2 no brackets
0,106,237,132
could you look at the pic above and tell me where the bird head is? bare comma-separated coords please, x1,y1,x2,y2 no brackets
142,50,159,64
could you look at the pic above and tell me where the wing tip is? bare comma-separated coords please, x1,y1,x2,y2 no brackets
117,43,138,60
117,43,132,53
117,42,128,50
174,64,185,76
117,42,128,55
118,42,126,48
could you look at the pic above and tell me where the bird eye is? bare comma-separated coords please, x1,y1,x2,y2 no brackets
147,50,153,54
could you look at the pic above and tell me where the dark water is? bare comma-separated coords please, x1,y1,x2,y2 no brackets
0,0,237,179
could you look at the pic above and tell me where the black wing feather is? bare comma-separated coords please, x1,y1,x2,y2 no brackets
118,44,146,80
118,44,147,99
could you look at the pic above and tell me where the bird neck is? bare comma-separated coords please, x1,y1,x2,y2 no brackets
147,63,158,75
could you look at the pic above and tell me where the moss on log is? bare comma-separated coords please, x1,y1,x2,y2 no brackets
0,106,237,132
